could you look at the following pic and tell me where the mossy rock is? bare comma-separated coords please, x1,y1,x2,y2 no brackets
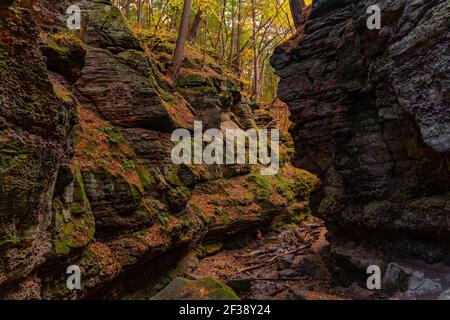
116,49,162,85
176,73,210,88
153,41,175,54
151,277,239,300
84,3,142,51
287,202,311,225
52,168,95,256
196,242,223,257
43,33,86,82
165,164,200,187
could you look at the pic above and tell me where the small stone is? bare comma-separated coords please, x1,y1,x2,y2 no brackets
438,289,450,300
408,277,441,295
226,279,251,293
279,269,297,278
295,257,328,279
276,256,295,270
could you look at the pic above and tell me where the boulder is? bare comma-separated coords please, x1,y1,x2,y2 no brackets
151,277,240,300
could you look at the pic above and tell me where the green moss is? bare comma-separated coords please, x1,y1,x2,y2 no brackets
165,164,205,187
133,197,166,224
176,73,209,88
197,277,240,300
53,211,95,256
0,237,20,249
323,195,335,206
52,168,95,256
50,30,84,47
52,82,74,103
163,165,180,186
211,198,221,206
47,40,70,55
188,201,209,225
101,127,125,144
151,277,239,300
157,212,171,226
136,164,153,190
74,167,90,209
171,216,194,241
287,203,310,225
214,207,230,224
116,49,162,85
248,173,272,202
196,242,223,258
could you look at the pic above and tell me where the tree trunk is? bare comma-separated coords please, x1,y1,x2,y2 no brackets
229,0,236,65
289,0,305,29
169,0,192,83
251,0,259,99
233,0,242,73
215,0,227,61
147,0,153,28
137,0,142,28
202,12,208,69
188,9,203,44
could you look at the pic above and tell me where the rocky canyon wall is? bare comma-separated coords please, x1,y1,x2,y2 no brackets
0,0,318,299
271,0,449,262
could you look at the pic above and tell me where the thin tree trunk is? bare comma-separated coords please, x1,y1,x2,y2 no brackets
229,0,236,65
172,7,180,31
250,0,259,99
147,0,153,28
289,0,305,29
259,62,265,99
215,0,227,59
170,0,192,83
137,0,142,28
202,12,208,69
233,0,242,73
153,0,172,35
188,9,203,44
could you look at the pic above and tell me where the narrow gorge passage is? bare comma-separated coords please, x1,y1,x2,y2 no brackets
0,0,449,302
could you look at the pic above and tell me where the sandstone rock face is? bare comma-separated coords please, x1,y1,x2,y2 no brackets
0,0,318,299
0,3,75,289
271,0,449,259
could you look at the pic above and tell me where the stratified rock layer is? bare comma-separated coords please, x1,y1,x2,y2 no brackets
0,0,318,299
271,0,449,260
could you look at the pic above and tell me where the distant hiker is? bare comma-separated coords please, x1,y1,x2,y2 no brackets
256,230,264,246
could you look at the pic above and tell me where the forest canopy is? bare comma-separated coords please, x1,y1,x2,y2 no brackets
112,0,312,102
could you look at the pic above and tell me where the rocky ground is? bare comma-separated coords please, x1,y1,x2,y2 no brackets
186,217,450,300
191,217,361,300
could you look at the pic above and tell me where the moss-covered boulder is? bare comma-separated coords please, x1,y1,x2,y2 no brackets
42,31,86,82
79,1,141,52
151,277,240,300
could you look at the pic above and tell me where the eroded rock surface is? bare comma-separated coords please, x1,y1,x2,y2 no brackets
271,0,450,260
0,0,318,299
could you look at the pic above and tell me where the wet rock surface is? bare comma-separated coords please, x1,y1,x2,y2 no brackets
191,217,379,300
190,217,450,300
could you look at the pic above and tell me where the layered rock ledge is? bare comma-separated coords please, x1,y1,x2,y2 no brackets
271,0,449,262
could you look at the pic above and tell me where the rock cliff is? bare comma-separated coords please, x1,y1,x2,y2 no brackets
271,0,449,262
0,0,318,299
